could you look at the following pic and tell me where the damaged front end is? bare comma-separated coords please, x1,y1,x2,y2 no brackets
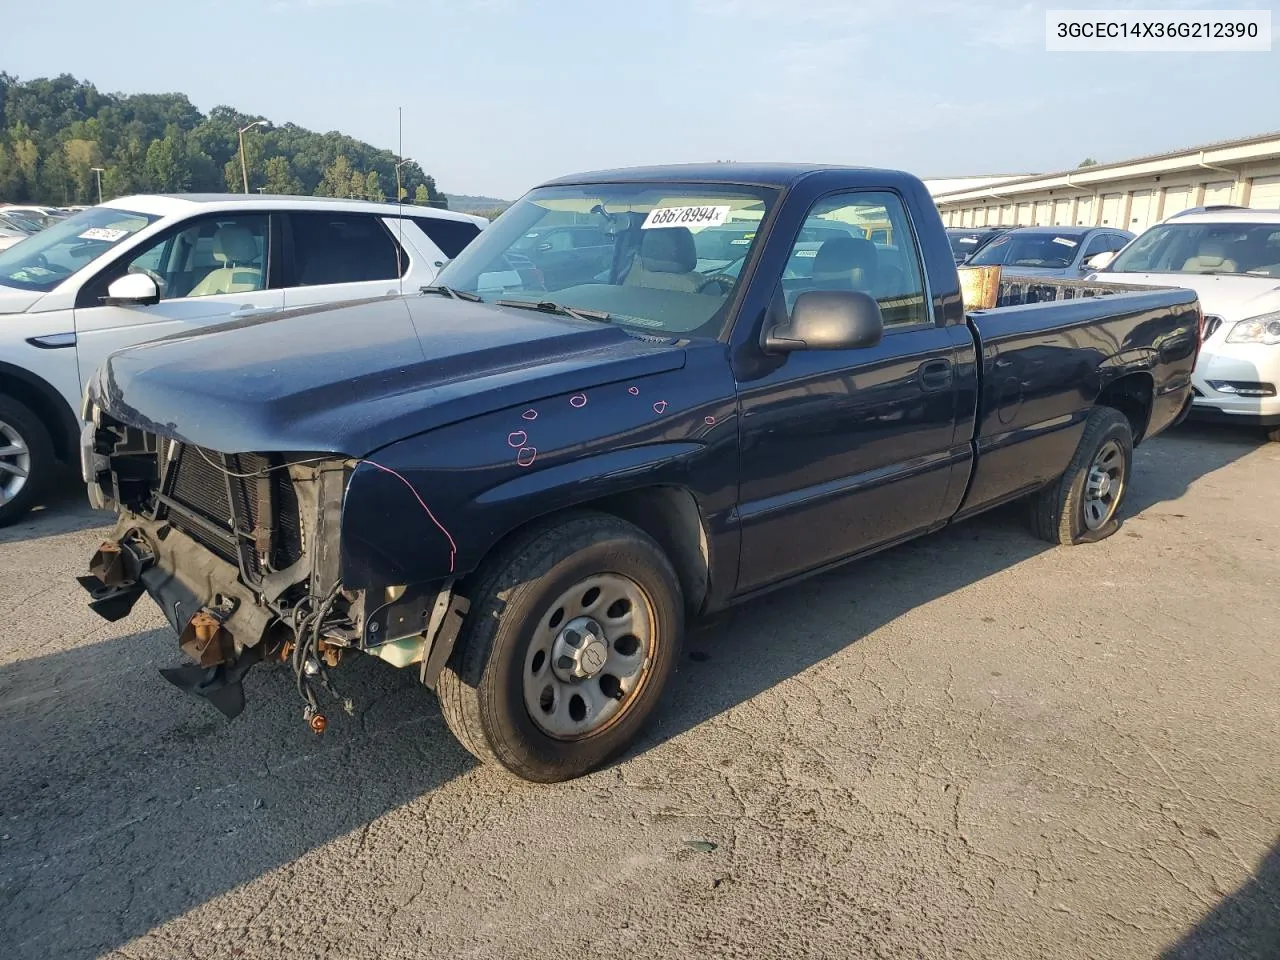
78,408,467,733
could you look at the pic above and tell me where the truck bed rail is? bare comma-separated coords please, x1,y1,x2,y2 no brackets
958,265,1173,310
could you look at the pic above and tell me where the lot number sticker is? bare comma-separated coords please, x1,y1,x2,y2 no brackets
79,227,130,242
642,205,731,229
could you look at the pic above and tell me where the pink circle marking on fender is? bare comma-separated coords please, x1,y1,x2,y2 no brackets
652,401,668,414
570,394,588,408
522,409,538,421
507,430,527,448
704,416,716,425
628,386,639,396
516,447,537,467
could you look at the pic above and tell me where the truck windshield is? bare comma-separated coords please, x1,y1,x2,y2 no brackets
968,232,1081,268
0,206,158,293
433,182,777,339
1108,222,1280,277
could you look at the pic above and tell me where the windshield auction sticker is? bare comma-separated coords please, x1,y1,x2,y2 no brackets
78,227,130,242
642,205,731,229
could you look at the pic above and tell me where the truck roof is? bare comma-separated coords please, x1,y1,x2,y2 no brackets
540,162,916,189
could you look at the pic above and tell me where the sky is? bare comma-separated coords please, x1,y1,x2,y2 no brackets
5,0,1279,199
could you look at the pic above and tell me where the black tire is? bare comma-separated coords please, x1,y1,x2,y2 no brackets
1267,426,1280,443
437,512,684,782
0,395,55,527
1030,406,1133,545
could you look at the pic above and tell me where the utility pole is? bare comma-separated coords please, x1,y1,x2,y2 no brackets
90,167,105,204
237,120,269,193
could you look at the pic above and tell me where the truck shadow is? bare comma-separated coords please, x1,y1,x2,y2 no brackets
0,422,1264,959
0,472,111,545
1160,838,1280,960
0,628,474,960
647,419,1266,762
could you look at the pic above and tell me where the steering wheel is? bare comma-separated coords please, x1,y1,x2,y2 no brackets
696,273,736,295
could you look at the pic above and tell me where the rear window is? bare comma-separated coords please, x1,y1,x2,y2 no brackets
411,216,481,259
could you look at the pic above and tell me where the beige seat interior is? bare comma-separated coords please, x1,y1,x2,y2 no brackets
189,224,264,296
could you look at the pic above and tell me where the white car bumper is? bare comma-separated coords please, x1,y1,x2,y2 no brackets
1190,337,1280,427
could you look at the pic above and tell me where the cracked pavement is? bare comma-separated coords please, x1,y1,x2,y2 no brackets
1,423,1278,959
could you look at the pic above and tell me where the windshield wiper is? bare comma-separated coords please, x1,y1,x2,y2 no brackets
420,283,482,302
496,298,612,324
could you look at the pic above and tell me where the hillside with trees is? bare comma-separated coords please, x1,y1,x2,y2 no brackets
0,73,447,207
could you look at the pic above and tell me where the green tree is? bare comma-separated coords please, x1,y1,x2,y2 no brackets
63,138,100,202
262,155,303,194
1077,157,1099,167
413,183,429,204
317,155,354,197
144,128,188,191
364,169,383,201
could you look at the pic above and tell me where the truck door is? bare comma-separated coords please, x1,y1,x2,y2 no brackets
732,190,966,593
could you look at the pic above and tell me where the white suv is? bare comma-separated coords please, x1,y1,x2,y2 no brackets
0,194,486,523
1088,207,1280,442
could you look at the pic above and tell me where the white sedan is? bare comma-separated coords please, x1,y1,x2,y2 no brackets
1088,207,1280,442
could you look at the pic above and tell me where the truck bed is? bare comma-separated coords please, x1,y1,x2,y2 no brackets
955,282,1202,520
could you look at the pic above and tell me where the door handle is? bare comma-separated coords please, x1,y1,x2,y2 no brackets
918,358,953,391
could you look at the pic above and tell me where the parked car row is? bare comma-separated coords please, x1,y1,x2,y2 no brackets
0,194,487,522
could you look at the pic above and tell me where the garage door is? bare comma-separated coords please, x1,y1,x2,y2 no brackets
1034,201,1052,225
1100,194,1123,226
1016,203,1033,225
1202,181,1233,205
1128,190,1155,231
1161,185,1194,219
1076,196,1094,225
1053,198,1072,225
1000,203,1015,224
1249,176,1280,209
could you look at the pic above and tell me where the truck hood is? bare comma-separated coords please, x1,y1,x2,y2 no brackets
91,294,686,456
1096,272,1280,321
0,284,45,315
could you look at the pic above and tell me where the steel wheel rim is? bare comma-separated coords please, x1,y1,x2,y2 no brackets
1083,438,1125,530
0,419,31,506
523,572,656,741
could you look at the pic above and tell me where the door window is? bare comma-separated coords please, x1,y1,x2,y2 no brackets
1080,232,1113,260
782,191,928,327
123,215,269,300
289,212,404,286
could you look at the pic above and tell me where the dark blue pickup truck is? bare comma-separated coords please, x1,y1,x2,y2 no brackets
80,164,1202,782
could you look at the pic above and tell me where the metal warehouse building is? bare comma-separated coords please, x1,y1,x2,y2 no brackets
933,131,1280,233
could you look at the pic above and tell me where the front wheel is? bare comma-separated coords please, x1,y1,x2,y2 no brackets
437,513,684,782
0,396,55,527
1030,406,1133,545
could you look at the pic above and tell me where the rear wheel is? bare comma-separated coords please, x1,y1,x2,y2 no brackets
1267,426,1280,443
437,513,683,782
0,396,54,527
1031,406,1133,545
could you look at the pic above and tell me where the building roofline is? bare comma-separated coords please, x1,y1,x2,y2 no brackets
933,130,1280,205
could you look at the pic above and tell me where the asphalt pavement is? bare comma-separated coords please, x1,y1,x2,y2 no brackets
2,423,1278,959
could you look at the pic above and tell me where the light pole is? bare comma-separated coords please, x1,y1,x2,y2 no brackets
90,166,105,204
395,158,415,204
237,120,268,194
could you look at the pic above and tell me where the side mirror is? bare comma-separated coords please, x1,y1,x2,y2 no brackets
765,290,885,353
1085,251,1115,271
102,272,159,306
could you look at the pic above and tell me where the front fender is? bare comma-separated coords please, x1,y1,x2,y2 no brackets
338,348,740,590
